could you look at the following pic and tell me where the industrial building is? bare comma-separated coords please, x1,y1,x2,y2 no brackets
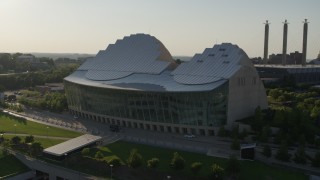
64,34,267,136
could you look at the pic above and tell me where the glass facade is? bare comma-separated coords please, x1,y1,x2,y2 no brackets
64,81,229,127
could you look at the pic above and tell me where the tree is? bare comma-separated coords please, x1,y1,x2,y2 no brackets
275,141,291,162
147,158,159,169
29,142,43,156
108,157,122,167
11,136,21,145
24,135,34,144
231,138,240,150
293,146,307,164
170,152,185,170
311,151,320,167
252,106,263,131
262,145,272,158
217,126,226,137
225,156,240,177
210,163,224,180
81,148,90,156
127,149,143,168
95,151,104,160
259,126,271,142
190,162,202,176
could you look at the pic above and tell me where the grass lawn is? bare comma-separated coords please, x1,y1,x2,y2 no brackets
88,141,307,180
3,134,66,148
0,151,29,178
0,111,82,138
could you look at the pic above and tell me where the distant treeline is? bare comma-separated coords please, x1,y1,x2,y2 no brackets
0,65,77,90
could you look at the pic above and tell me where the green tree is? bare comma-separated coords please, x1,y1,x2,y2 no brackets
95,151,104,160
108,157,122,167
311,151,320,167
24,135,34,144
293,146,307,164
11,136,21,145
252,106,263,131
225,156,240,177
127,148,143,168
29,142,43,156
259,126,271,142
170,152,185,170
275,141,291,162
190,162,202,176
81,148,90,156
231,138,240,150
217,126,226,137
147,158,160,169
210,163,224,180
262,145,272,158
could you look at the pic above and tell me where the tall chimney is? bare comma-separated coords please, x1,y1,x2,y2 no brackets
263,20,270,64
282,20,288,66
302,19,309,66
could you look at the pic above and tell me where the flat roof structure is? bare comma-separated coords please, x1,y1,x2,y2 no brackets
43,134,102,157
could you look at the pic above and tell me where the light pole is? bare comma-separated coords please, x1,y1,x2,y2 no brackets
46,127,49,138
110,164,113,180
64,153,68,166
167,175,171,180
14,124,17,135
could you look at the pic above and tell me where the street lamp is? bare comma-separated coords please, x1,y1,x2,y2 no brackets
46,127,49,138
167,175,171,179
14,124,17,135
64,153,68,166
110,164,113,180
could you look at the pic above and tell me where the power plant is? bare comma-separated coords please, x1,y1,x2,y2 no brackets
256,19,320,85
263,20,269,64
263,19,309,66
302,19,309,66
282,20,288,66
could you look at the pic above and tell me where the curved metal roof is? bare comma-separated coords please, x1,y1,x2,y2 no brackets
172,43,248,85
65,35,249,92
78,33,175,80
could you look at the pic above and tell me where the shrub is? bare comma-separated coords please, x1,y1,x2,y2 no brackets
262,145,272,158
127,149,143,168
81,148,90,156
210,163,224,180
95,151,104,160
108,157,122,167
170,152,185,170
190,162,202,175
147,158,159,169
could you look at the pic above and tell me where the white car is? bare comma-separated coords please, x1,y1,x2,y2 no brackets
184,134,196,138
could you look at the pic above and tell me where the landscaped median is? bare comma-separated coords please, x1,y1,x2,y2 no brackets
54,141,308,180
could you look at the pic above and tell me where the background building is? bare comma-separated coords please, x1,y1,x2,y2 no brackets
64,34,267,136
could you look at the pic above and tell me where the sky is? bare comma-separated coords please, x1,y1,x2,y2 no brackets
0,0,319,59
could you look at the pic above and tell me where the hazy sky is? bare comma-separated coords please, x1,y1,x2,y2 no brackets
0,0,319,59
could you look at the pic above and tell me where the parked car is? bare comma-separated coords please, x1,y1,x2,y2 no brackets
184,134,196,138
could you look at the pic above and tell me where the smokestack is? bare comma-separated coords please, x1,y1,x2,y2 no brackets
302,19,309,66
263,20,270,64
282,20,288,66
